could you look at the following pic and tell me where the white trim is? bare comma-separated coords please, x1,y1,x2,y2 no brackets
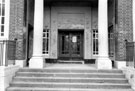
0,41,6,66
42,54,49,58
2,42,6,66
133,0,135,42
4,0,10,39
0,0,10,39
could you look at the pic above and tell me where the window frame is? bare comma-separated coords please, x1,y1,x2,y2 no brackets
42,28,50,55
92,29,98,56
0,0,10,39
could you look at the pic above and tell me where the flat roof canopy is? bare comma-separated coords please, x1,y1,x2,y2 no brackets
45,0,98,1
44,0,98,6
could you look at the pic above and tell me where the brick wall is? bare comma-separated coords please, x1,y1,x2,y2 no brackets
9,0,25,60
8,0,133,61
115,0,133,61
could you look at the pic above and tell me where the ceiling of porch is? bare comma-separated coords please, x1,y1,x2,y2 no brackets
45,0,98,2
44,0,98,6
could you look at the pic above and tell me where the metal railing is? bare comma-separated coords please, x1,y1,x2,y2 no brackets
126,41,135,68
0,40,16,66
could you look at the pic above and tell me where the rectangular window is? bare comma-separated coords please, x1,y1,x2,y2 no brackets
0,0,5,37
42,29,49,54
93,29,98,55
108,26,115,58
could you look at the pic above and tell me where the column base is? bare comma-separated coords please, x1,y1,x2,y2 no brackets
15,60,26,67
114,61,126,69
29,56,44,68
96,57,112,69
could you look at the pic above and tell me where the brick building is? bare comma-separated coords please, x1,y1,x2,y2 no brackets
0,0,134,69
1,0,135,91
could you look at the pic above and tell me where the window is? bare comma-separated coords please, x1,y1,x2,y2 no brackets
108,26,115,57
0,0,5,37
93,29,98,55
42,29,49,54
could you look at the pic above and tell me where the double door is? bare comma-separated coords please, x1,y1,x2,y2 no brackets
59,31,83,60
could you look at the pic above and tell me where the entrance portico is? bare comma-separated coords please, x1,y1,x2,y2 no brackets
29,0,112,69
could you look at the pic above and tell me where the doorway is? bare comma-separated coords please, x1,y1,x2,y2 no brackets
58,30,84,60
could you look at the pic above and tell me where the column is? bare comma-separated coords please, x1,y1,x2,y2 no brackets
96,0,112,69
29,0,44,68
133,0,135,42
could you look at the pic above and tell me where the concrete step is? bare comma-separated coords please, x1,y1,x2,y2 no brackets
19,68,122,73
6,87,134,91
16,72,125,78
10,82,131,89
7,68,133,91
13,77,128,84
58,60,84,64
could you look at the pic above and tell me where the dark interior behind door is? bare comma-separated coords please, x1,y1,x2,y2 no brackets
59,30,83,60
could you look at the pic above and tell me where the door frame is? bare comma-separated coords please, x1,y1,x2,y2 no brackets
58,29,84,60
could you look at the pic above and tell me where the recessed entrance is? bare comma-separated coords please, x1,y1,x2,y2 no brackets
58,30,84,60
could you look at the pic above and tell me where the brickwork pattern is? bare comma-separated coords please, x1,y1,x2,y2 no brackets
115,0,133,61
8,0,133,61
9,0,25,60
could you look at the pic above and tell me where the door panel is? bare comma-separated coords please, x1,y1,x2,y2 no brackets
59,31,83,60
59,33,70,57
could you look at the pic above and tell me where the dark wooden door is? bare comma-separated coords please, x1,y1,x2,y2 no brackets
59,31,83,60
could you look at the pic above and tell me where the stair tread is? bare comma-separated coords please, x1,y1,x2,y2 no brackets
20,68,122,70
7,87,134,91
19,68,122,72
16,72,123,75
11,82,130,85
14,76,127,80
13,77,128,84
7,68,132,91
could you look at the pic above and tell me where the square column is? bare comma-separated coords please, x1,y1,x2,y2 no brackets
29,0,44,68
96,0,112,69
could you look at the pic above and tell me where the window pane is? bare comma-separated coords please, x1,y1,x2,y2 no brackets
2,0,5,3
46,39,49,51
1,17,4,24
47,33,49,37
43,33,45,37
2,4,5,16
42,29,49,54
0,4,1,16
93,29,98,55
0,1,5,37
1,25,4,32
1,33,4,36
43,39,45,50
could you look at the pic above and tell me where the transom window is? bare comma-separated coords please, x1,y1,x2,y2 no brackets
93,29,98,55
42,29,49,54
0,0,5,37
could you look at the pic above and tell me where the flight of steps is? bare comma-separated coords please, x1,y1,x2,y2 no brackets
6,68,133,91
